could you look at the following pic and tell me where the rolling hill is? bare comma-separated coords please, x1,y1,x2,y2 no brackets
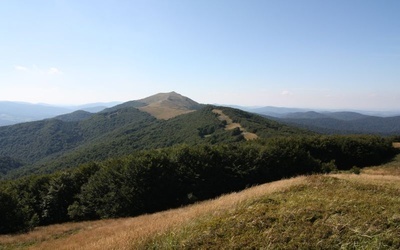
0,92,310,179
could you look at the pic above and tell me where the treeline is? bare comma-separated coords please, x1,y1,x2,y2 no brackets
0,135,398,234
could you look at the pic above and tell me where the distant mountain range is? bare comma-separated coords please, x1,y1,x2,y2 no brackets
252,111,400,135
2,98,399,127
226,105,400,118
0,101,120,126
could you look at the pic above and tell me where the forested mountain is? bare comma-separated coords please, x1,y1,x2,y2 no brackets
54,110,95,122
0,92,310,179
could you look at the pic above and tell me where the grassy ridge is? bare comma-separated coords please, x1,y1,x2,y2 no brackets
1,155,400,249
146,174,400,249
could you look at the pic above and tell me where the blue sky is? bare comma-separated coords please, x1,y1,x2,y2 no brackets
1,0,399,110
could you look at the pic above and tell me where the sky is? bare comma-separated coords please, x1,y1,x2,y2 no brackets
1,0,399,110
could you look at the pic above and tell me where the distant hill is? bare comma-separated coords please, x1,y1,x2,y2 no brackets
265,111,400,135
0,101,120,126
0,101,71,126
249,106,400,118
0,92,310,178
250,106,312,117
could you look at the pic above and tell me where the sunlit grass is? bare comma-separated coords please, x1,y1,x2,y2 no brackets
145,175,400,249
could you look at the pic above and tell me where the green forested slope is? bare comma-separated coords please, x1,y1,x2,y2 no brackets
2,106,307,178
0,105,310,178
0,107,155,177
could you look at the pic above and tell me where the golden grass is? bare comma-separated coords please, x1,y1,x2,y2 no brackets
146,173,400,249
243,131,258,140
138,104,195,120
0,177,306,249
393,142,400,148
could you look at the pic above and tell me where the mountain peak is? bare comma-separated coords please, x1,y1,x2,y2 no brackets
137,92,203,120
138,91,183,103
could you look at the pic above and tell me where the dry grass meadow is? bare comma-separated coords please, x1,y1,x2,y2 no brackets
1,153,400,249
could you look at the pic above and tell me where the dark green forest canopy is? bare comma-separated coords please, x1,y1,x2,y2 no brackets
0,135,397,234
0,106,310,179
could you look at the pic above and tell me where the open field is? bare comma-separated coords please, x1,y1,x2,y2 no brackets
1,154,400,249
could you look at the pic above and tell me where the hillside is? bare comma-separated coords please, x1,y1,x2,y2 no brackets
0,93,309,178
54,110,94,122
2,154,400,249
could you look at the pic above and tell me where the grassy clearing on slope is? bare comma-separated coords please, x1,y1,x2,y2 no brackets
212,109,258,140
145,175,400,249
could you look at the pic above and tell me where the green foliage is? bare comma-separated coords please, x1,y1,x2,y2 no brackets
0,191,26,234
0,156,24,177
42,163,101,224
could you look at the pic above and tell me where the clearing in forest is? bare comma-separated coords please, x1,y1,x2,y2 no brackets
212,109,258,140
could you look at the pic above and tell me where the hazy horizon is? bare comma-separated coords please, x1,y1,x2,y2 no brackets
1,1,399,110
1,93,400,113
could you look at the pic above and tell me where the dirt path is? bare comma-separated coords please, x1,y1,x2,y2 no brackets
212,109,258,140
